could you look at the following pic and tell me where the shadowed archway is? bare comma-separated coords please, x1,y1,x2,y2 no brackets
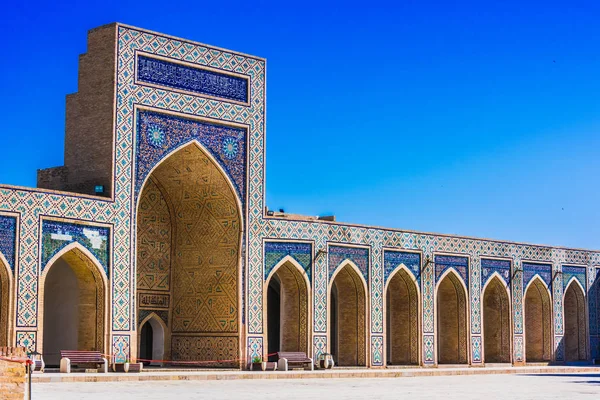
330,263,367,366
482,276,511,363
265,258,310,360
564,280,587,361
386,267,419,365
436,270,468,364
41,246,107,366
136,142,242,366
524,277,552,362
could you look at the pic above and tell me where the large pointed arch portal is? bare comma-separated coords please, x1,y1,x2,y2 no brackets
136,135,243,367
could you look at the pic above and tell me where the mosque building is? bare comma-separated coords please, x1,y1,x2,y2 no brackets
0,23,597,368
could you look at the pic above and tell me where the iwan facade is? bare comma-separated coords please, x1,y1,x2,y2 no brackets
0,23,598,368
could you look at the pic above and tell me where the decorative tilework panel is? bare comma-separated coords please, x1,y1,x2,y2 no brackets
112,335,130,363
481,258,511,288
135,110,247,208
562,265,586,292
41,220,110,275
247,337,263,361
435,255,468,287
15,331,35,352
471,336,482,363
384,250,420,284
264,241,312,282
555,335,564,361
523,262,552,288
328,245,369,283
0,215,16,271
137,54,249,103
371,335,383,366
423,334,434,364
514,335,524,362
313,335,327,360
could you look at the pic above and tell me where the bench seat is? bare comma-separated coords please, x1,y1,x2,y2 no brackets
60,350,108,373
276,352,314,371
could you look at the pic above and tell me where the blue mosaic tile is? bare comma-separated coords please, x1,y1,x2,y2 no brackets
0,216,16,271
264,241,312,282
562,265,586,292
137,55,249,103
328,245,369,283
523,262,552,288
384,250,421,284
41,220,110,275
481,258,511,287
135,110,247,211
435,255,468,286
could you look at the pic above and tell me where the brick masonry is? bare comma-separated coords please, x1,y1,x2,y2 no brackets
0,347,26,400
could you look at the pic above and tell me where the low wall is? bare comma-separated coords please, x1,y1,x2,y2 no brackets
0,347,26,400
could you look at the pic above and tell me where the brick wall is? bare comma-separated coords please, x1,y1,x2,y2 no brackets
0,347,26,400
37,24,117,197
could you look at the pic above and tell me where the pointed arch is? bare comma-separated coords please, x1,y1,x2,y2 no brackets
328,260,368,366
0,252,13,347
264,256,311,357
39,242,108,366
385,264,420,365
524,276,552,362
138,312,168,366
563,278,587,361
482,274,511,363
134,138,244,225
135,140,243,366
436,268,469,364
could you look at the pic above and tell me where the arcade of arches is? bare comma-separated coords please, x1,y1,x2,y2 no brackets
482,276,511,363
41,247,106,366
135,143,242,366
563,281,587,361
330,264,367,366
525,278,552,362
266,260,309,360
386,268,419,365
437,272,468,364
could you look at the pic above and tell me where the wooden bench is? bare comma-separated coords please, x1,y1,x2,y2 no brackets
60,350,108,373
276,352,313,371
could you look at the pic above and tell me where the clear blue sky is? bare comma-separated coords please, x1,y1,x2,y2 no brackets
1,1,599,249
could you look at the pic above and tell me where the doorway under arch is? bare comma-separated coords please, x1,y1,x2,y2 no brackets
41,247,106,366
139,315,166,366
436,270,468,364
265,259,310,361
563,280,587,361
386,267,419,365
330,263,367,366
136,141,242,366
482,276,511,363
524,277,552,362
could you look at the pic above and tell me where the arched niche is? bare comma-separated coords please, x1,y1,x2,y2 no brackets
524,277,552,362
386,266,419,365
436,269,468,364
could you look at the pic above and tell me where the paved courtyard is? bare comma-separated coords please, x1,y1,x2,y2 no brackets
32,372,600,399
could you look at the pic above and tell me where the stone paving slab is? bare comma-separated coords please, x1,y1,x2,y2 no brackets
32,372,600,400
31,365,600,383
